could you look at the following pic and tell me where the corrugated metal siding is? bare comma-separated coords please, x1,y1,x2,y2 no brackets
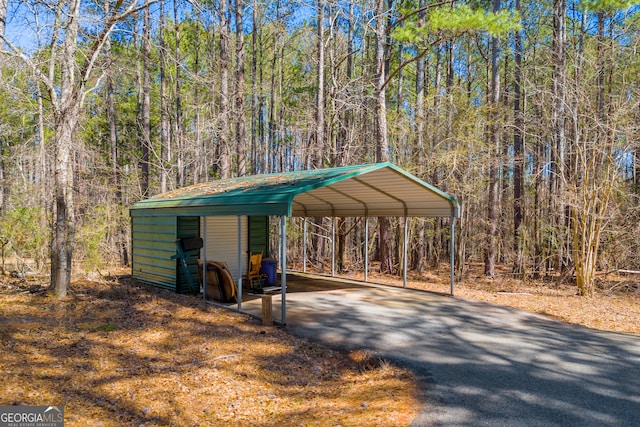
202,216,248,281
131,216,177,290
176,217,200,294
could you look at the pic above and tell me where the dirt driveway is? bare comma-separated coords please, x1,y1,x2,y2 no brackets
243,274,640,426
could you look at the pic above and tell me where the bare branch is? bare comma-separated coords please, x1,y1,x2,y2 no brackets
81,0,159,88
0,38,57,105
381,34,451,91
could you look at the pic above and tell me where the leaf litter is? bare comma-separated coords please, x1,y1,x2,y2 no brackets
0,275,418,426
3,263,637,426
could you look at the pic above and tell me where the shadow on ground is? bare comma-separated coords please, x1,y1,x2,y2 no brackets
276,278,640,427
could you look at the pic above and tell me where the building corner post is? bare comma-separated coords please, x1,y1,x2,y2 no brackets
364,217,369,282
403,216,408,288
303,218,307,273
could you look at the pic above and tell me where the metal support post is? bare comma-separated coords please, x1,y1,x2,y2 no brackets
365,217,369,282
303,218,307,273
331,217,336,277
403,216,408,288
237,216,242,310
280,216,287,325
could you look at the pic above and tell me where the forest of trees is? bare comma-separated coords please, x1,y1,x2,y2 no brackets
0,0,639,297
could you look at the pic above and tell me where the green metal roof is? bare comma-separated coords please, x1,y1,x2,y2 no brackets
130,162,460,218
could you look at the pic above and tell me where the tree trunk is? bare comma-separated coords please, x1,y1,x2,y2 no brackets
552,0,567,273
375,0,393,274
426,42,443,266
267,28,278,173
533,126,544,278
36,84,48,208
106,63,119,202
235,0,246,176
332,1,354,271
0,0,6,84
219,0,231,178
396,42,404,112
105,19,128,266
309,1,326,267
312,0,325,168
512,0,524,275
50,0,82,297
0,0,5,120
51,111,79,297
412,0,426,272
336,217,346,273
138,5,151,197
174,0,184,186
0,148,5,217
159,0,170,192
484,0,501,278
344,0,355,164
193,9,203,183
251,0,259,172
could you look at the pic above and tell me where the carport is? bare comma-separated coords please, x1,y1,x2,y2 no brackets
130,162,460,324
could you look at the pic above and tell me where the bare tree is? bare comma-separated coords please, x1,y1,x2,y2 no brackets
0,0,154,296
412,0,427,272
308,0,326,270
234,0,246,176
551,0,568,273
159,0,170,192
138,3,151,197
0,0,5,78
0,0,7,213
484,0,501,278
512,0,525,275
104,2,128,266
174,0,185,186
312,0,325,169
219,0,231,178
193,8,204,183
250,0,260,171
375,0,393,274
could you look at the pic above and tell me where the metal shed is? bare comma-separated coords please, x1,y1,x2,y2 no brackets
130,162,460,324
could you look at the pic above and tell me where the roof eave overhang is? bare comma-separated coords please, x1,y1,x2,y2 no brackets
130,162,461,219
288,162,461,218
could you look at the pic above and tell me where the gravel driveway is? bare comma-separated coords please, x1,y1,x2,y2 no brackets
263,276,640,426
